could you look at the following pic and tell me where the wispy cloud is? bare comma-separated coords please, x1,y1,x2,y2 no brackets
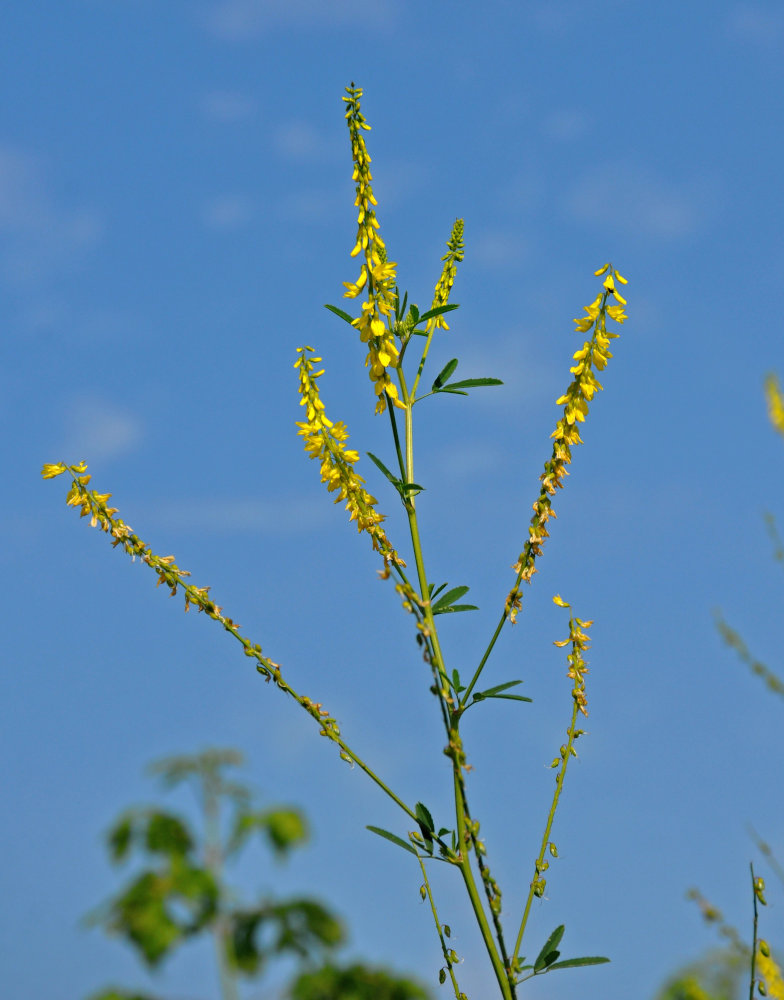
431,440,507,482
726,3,784,45
200,90,257,122
541,109,591,143
272,121,341,162
472,230,533,269
148,496,329,534
200,194,255,230
565,162,721,239
0,146,103,284
444,331,560,416
59,396,144,463
204,0,395,41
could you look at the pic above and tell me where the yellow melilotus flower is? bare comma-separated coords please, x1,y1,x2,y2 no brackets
552,595,593,716
341,84,402,415
427,218,464,331
295,346,404,572
506,267,628,623
758,944,784,1000
765,374,784,438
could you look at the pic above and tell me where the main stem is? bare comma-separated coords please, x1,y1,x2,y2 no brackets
395,374,513,1000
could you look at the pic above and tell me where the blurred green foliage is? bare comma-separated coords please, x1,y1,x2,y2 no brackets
86,748,430,1000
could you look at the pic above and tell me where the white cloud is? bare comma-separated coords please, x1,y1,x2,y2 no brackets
148,496,330,534
432,441,506,482
472,231,533,269
272,121,339,162
279,189,341,223
201,90,256,122
204,0,394,40
59,396,144,462
541,109,591,143
441,332,559,416
201,194,255,229
565,163,721,239
529,0,581,32
726,4,784,45
0,146,103,284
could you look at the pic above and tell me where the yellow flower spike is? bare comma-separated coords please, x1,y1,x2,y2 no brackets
341,85,401,414
295,346,405,569
506,266,627,616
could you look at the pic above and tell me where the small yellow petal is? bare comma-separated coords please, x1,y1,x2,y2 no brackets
552,594,571,608
41,462,67,479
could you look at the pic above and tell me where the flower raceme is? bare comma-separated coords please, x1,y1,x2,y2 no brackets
341,84,402,415
294,346,404,574
505,265,628,623
428,218,464,332
40,461,348,744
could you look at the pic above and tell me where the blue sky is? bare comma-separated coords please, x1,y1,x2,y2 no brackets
4,1,784,998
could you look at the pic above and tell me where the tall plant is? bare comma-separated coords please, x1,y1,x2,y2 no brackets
44,83,629,999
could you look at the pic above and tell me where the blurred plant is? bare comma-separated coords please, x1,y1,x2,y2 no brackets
655,378,784,1000
85,748,347,1000
45,84,629,999
289,962,431,1000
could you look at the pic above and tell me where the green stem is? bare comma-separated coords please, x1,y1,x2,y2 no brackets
410,316,439,401
386,398,408,483
462,797,515,998
513,698,580,964
454,769,513,1000
418,855,463,1000
461,610,509,707
750,863,758,1000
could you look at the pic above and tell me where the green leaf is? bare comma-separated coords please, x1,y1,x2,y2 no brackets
432,358,459,391
434,387,469,396
435,603,479,615
431,585,470,612
534,926,566,972
415,802,434,833
418,303,459,324
366,826,418,857
108,815,134,861
410,304,420,323
546,956,610,971
470,679,532,705
443,377,503,390
474,692,533,703
401,482,425,495
429,582,448,601
324,304,356,326
366,452,401,488
476,680,525,697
